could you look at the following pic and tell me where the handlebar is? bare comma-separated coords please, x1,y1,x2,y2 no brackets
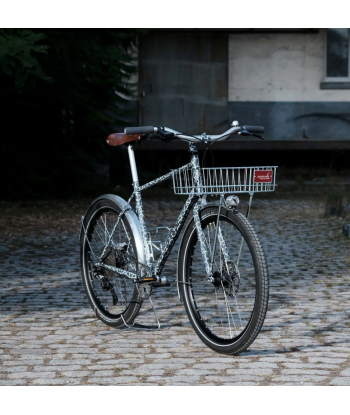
124,121,264,143
241,125,264,134
124,126,155,135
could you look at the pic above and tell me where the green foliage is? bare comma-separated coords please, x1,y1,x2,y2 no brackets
37,29,138,119
0,29,140,198
0,29,51,92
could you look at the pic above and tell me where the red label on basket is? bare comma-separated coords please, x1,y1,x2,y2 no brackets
254,170,273,183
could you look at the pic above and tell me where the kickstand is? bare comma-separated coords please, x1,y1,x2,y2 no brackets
120,295,161,331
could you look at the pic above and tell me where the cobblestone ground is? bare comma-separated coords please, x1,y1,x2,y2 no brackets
0,195,350,386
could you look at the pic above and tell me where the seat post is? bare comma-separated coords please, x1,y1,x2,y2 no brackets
127,144,154,271
127,144,139,184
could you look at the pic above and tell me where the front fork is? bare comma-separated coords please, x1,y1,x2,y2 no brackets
192,196,232,282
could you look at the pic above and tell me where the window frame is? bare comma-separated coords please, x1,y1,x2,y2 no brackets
324,28,350,83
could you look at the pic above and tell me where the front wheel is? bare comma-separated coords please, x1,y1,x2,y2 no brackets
178,205,269,355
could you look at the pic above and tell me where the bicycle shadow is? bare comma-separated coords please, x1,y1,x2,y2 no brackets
239,338,350,356
240,314,350,356
96,323,175,336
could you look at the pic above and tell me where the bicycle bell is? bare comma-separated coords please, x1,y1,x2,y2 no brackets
226,195,239,208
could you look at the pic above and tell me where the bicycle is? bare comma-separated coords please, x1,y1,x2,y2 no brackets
80,121,277,355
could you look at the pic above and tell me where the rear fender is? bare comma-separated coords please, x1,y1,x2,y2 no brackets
80,194,146,267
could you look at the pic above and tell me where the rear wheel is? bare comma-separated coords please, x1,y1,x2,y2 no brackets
80,197,142,327
179,205,269,354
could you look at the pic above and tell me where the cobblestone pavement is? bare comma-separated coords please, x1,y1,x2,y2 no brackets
0,195,350,386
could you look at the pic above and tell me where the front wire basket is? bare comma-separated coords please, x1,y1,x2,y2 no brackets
172,166,277,195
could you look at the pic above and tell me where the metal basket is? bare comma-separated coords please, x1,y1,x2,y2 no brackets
172,166,277,195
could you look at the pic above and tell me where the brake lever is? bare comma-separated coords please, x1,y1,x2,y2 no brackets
156,126,175,142
238,127,264,140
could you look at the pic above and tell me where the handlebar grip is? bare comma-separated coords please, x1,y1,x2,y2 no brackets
242,125,264,134
124,126,155,135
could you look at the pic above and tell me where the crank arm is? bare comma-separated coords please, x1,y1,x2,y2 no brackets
95,262,137,280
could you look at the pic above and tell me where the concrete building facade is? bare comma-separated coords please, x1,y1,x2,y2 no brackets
136,29,350,150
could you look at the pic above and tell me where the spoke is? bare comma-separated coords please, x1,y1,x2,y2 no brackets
115,279,124,303
188,214,256,341
221,281,237,337
191,255,208,274
221,281,233,338
215,289,224,329
100,214,107,245
233,292,244,328
207,225,212,261
94,223,107,246
85,238,98,259
201,224,220,272
219,233,223,274
96,215,121,251
96,220,111,242
236,237,245,266
218,225,231,273
90,236,103,259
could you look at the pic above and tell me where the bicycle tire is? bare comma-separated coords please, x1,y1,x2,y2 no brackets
80,196,142,327
178,205,269,355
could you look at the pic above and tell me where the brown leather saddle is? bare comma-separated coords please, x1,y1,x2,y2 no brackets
106,132,144,147
106,126,156,147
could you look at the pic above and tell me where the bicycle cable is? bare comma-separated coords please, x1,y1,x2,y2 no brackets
181,134,215,168
202,135,228,168
201,141,215,168
197,133,236,167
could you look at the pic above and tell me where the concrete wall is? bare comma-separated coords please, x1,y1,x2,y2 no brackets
228,30,350,143
229,30,350,102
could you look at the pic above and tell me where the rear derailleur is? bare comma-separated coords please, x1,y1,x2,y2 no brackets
93,265,118,305
93,243,130,306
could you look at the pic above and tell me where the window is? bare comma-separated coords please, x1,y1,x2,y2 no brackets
321,28,350,89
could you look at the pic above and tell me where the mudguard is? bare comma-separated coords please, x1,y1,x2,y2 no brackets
80,194,146,268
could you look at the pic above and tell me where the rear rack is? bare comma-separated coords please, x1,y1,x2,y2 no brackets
172,166,277,195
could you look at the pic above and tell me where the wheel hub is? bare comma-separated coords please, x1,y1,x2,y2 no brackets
212,265,240,294
212,270,232,289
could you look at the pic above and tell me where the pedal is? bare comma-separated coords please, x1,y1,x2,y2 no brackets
137,276,158,285
153,276,171,288
136,276,170,287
